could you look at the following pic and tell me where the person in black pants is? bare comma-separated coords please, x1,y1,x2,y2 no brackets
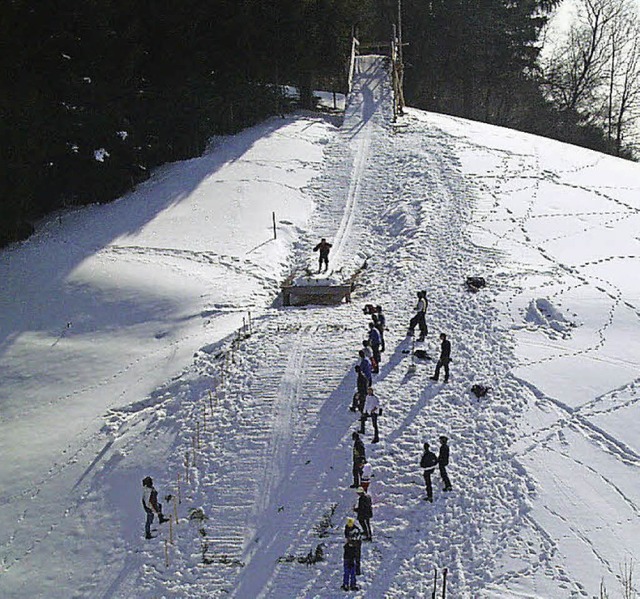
430,332,451,382
420,442,438,502
313,238,332,273
438,436,453,491
354,487,373,541
372,305,386,352
351,432,366,488
350,366,369,412
408,291,428,341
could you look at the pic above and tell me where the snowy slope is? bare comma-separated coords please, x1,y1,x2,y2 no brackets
1,54,640,599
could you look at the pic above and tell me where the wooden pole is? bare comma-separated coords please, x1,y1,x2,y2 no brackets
164,540,170,567
202,406,207,432
272,211,277,239
432,567,438,599
184,452,190,485
442,567,448,599
173,494,179,522
169,515,174,544
248,311,252,334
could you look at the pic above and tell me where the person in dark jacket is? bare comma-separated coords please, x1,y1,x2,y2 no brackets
368,323,382,370
372,305,386,352
342,540,359,591
344,517,362,576
350,365,369,412
351,432,366,488
438,436,453,491
430,333,451,383
142,476,170,539
313,238,332,273
408,291,428,341
420,442,438,502
354,487,373,541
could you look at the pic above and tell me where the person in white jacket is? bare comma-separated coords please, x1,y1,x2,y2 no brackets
360,460,373,492
360,388,381,443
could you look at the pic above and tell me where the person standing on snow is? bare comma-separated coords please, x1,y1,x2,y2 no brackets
372,305,386,352
142,476,170,539
351,432,366,488
420,442,438,502
344,517,363,576
342,539,360,591
430,332,451,383
357,349,372,386
362,340,378,374
407,291,428,342
350,365,369,413
354,486,373,541
360,387,381,443
368,322,382,371
313,238,332,273
360,459,373,493
438,436,453,492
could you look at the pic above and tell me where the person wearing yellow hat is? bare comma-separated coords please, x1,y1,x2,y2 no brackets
344,517,362,576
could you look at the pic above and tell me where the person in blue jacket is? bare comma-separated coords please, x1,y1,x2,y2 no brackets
357,349,372,385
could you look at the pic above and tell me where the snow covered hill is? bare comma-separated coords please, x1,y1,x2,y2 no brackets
1,54,640,598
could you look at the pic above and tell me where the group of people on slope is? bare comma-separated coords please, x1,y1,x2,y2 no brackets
341,293,456,590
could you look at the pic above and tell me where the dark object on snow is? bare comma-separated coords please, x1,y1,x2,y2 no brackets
466,276,486,292
413,349,431,360
363,304,376,315
471,384,491,398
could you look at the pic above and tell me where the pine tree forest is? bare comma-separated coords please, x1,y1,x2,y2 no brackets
1,0,637,247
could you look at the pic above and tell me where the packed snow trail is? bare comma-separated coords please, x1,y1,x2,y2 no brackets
136,54,535,598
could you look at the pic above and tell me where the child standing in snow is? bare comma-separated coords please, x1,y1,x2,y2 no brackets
142,476,170,539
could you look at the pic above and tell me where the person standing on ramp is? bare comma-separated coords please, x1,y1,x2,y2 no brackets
313,238,332,273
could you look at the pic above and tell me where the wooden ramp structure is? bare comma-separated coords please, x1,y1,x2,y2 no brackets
281,282,353,306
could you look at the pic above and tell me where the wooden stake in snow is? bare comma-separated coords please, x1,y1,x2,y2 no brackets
184,452,190,485
431,567,437,599
164,540,170,567
202,406,207,432
173,493,179,522
248,311,252,334
169,515,174,544
441,567,448,599
272,211,277,239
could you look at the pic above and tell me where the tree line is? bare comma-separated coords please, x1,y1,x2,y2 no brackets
1,0,638,247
